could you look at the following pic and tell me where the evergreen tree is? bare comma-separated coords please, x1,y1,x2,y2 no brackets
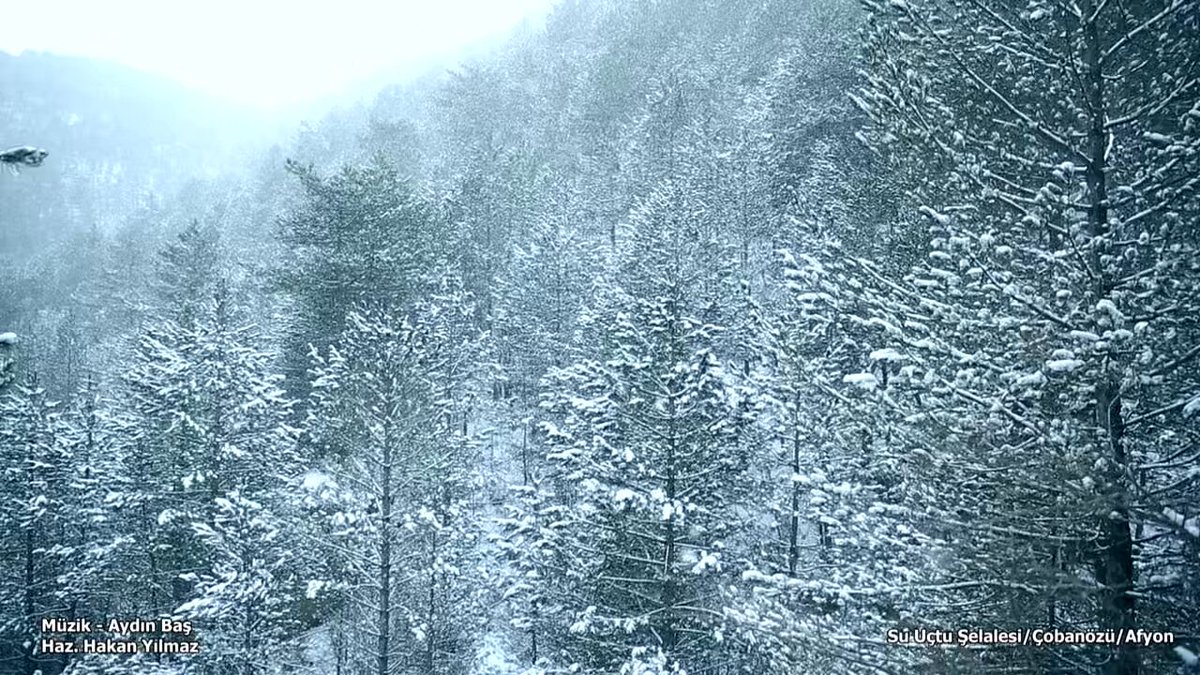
534,179,757,673
154,219,221,325
175,492,302,675
798,0,1200,671
110,224,302,674
304,298,482,675
0,378,71,675
276,156,447,402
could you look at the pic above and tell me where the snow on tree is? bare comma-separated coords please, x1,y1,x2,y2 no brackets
154,219,222,325
809,0,1200,671
174,492,301,674
110,225,301,663
304,297,483,675
530,175,760,673
491,481,564,670
492,186,603,403
0,377,73,675
276,156,448,403
0,332,17,391
719,250,937,675
3,0,1196,672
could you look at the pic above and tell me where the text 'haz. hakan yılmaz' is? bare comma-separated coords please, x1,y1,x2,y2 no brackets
38,617,200,655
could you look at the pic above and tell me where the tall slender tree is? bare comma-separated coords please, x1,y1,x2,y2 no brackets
818,0,1200,671
304,297,482,675
276,157,446,402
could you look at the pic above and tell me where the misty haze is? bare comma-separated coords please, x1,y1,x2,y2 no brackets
1,1,1197,674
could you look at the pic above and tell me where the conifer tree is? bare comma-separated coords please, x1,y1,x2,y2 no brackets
276,157,447,401
304,297,482,675
533,178,758,673
803,0,1200,671
0,378,71,675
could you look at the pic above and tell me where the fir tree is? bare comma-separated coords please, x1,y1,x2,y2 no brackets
304,297,482,675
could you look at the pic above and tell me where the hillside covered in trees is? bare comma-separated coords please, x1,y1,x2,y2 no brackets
1,0,1197,674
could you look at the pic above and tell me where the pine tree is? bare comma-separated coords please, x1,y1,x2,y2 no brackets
54,378,128,615
814,0,1200,671
0,377,72,675
492,186,603,402
491,478,575,671
175,492,302,674
533,177,757,673
726,251,941,675
276,156,447,402
111,224,301,661
304,299,482,675
154,219,221,325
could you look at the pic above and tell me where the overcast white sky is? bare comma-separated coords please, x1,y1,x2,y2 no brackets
0,0,558,107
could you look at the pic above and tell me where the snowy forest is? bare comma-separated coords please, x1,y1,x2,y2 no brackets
2,0,1199,673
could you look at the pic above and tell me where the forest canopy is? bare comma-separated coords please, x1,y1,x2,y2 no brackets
1,1,1197,674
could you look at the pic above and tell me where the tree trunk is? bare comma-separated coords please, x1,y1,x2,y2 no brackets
1096,377,1138,675
426,531,438,673
377,438,393,675
661,395,679,655
788,424,801,576
1079,4,1138,672
23,528,36,675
